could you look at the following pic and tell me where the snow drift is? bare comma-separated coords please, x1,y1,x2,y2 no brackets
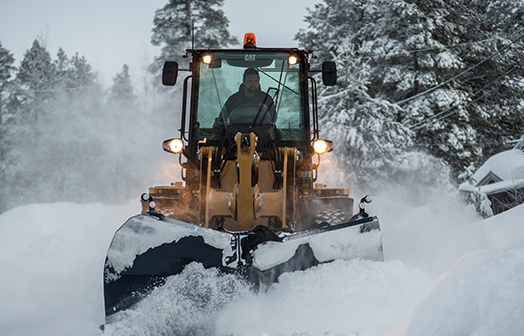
405,242,524,336
0,193,524,336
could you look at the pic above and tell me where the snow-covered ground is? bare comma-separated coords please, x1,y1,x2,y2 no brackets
1,191,523,336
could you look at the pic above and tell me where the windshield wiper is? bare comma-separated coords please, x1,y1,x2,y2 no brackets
257,68,299,96
252,87,279,127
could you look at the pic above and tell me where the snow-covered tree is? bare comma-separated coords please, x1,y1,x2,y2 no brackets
456,0,524,159
45,49,104,203
407,0,524,177
0,41,109,212
470,188,494,218
110,64,136,104
11,39,58,129
68,53,97,88
54,48,69,85
0,40,15,129
317,44,407,187
0,38,175,215
0,41,15,92
317,42,449,192
458,162,476,184
297,0,467,169
17,40,56,94
0,41,16,213
0,40,58,211
297,0,524,181
150,0,238,71
53,49,100,103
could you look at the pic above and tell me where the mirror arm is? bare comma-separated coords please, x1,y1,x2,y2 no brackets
308,69,329,73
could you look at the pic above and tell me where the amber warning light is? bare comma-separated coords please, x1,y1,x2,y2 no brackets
244,33,256,48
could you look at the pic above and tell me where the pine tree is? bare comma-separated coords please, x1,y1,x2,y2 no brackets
3,41,108,211
44,49,103,203
0,39,157,213
297,0,524,181
316,41,448,192
0,41,16,213
0,41,15,91
297,0,450,189
455,0,524,161
386,0,475,178
399,0,524,177
17,40,56,94
0,40,15,128
110,64,136,104
54,48,69,86
316,43,407,187
13,39,58,128
150,0,238,71
1,39,58,210
69,53,97,88
54,49,98,89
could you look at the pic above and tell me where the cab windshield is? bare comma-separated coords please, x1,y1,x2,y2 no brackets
195,51,304,142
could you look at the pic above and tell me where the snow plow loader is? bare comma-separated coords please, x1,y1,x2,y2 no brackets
103,34,383,319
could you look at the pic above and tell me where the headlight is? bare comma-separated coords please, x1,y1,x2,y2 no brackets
288,55,298,65
163,138,184,154
203,54,212,64
313,139,334,154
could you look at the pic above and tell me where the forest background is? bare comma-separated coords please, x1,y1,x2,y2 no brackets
1,0,524,214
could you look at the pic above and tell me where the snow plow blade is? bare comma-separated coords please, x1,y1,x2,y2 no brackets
103,214,383,318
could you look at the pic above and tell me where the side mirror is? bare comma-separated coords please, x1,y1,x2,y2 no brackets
162,61,179,86
322,61,337,86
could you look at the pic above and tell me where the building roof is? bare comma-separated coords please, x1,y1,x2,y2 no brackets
459,146,524,195
471,149,524,186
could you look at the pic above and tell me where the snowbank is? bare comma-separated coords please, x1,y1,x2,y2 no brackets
405,242,524,336
0,202,136,336
374,189,524,276
1,199,523,335
216,259,432,336
386,204,524,336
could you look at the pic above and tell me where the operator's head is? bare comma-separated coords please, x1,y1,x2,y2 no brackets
243,68,260,95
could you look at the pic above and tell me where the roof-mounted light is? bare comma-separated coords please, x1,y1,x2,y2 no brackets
163,138,184,154
313,139,334,154
243,32,256,48
288,54,298,65
203,54,212,64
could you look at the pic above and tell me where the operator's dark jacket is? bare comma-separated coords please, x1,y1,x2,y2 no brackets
214,84,275,131
224,84,275,114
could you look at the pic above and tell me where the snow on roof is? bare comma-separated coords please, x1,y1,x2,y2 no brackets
476,178,524,195
459,149,524,195
472,149,524,185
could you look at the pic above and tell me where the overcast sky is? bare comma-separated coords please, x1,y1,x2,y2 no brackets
0,0,319,86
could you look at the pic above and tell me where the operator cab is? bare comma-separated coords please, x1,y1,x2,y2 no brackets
161,33,337,161
193,49,306,153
